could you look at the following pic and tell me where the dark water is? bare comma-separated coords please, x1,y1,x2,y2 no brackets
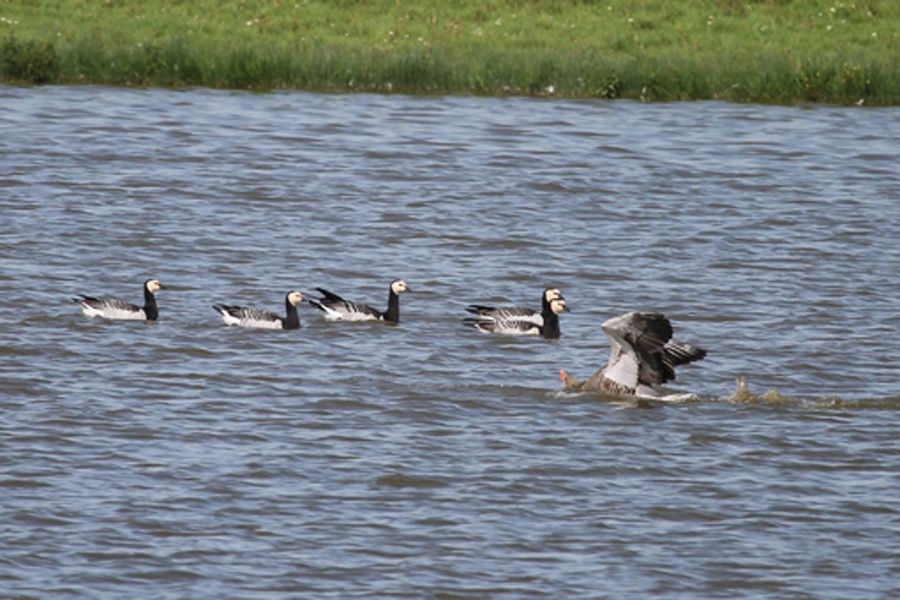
1,85,898,598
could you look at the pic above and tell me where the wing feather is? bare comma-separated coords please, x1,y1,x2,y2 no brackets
600,312,673,387
465,305,542,324
213,304,283,328
311,293,381,321
76,295,145,319
315,288,347,303
465,317,541,336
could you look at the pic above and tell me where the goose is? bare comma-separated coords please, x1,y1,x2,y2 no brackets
560,311,706,397
465,288,567,338
308,279,411,323
465,287,563,325
466,297,569,338
72,278,165,321
212,291,304,330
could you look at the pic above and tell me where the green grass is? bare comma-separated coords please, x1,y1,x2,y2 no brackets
1,0,898,104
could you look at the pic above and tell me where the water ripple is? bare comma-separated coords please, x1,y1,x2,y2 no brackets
0,86,898,598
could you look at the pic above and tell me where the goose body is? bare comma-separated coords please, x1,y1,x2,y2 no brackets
213,291,304,330
309,280,410,323
73,279,165,321
465,288,567,338
561,311,706,397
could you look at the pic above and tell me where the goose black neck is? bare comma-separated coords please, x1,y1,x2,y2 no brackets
540,293,551,312
143,286,159,321
383,289,400,323
283,297,300,330
540,306,561,339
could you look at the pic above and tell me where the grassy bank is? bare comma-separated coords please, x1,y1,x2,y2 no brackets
1,1,898,104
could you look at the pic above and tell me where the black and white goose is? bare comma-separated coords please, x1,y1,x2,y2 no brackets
466,297,569,338
72,278,165,321
465,287,563,324
308,279,411,323
464,288,568,338
560,311,706,397
212,291,304,330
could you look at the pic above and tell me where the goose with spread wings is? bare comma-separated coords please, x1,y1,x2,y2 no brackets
560,311,706,397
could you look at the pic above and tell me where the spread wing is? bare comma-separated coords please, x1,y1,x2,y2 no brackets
315,287,347,303
600,312,673,388
661,341,708,380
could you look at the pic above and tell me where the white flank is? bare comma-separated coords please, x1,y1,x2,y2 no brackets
323,308,379,322
238,318,283,330
219,311,243,327
476,320,541,335
215,307,283,329
80,301,146,320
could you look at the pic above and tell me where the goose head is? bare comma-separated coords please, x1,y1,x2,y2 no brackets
550,297,569,314
390,279,411,294
144,279,165,293
543,288,563,302
286,291,305,306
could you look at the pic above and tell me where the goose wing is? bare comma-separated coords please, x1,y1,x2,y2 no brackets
315,288,347,303
465,305,542,325
309,290,381,321
464,317,542,336
330,300,382,320
660,341,707,381
75,295,145,319
224,305,281,323
600,312,673,389
213,304,282,328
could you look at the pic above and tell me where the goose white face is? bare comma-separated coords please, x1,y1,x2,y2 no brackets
391,280,410,294
550,298,569,314
287,291,305,305
146,279,163,293
544,288,562,302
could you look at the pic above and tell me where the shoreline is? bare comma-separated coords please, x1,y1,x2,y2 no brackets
2,1,898,105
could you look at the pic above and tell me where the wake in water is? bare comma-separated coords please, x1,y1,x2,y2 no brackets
554,374,900,410
555,374,786,405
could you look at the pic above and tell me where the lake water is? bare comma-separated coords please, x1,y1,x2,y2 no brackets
1,85,898,598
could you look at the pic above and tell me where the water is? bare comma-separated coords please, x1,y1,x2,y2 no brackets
1,85,898,598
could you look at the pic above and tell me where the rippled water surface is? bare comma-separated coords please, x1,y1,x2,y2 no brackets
1,86,898,598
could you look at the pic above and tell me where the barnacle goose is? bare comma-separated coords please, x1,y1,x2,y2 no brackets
308,279,411,323
213,291,304,330
72,278,165,321
464,288,568,338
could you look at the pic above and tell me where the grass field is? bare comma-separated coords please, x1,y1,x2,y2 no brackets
1,0,898,104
